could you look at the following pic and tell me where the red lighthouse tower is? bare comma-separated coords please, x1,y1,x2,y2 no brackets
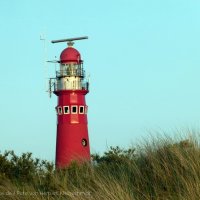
50,37,90,168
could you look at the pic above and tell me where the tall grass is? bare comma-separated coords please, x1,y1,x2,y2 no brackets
0,135,200,199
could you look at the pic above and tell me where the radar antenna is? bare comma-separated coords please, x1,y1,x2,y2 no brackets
51,36,88,44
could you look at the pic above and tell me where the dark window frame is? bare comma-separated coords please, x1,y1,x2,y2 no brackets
63,106,70,114
71,105,78,114
79,106,85,114
57,106,62,115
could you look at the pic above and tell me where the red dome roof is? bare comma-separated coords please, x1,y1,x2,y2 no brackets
60,47,81,64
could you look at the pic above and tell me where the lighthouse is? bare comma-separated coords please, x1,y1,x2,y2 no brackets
50,37,91,168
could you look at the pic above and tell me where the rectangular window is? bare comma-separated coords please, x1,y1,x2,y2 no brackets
63,106,70,114
79,106,84,114
71,106,78,114
57,106,62,115
85,106,88,114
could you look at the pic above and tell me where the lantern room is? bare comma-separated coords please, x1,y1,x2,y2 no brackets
54,41,88,92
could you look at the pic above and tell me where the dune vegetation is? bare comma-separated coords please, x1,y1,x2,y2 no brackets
0,135,200,200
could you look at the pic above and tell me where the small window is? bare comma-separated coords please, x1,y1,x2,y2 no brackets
71,106,78,114
63,106,70,114
79,106,84,114
85,106,88,114
82,138,87,147
57,106,62,115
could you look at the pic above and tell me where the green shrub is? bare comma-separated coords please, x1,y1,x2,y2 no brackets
0,136,200,199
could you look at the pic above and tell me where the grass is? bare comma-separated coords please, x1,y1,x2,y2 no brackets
0,134,200,199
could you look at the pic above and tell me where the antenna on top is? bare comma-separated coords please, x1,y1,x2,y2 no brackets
40,32,49,95
51,36,88,44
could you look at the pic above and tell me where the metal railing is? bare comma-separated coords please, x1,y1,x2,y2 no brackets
56,69,85,78
48,78,89,98
50,79,89,92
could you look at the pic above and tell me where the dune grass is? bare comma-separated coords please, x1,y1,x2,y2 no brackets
0,134,200,199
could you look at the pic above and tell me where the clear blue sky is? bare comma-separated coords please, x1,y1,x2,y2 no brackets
1,0,200,161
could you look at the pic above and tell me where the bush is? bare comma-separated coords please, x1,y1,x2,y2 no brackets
0,136,200,199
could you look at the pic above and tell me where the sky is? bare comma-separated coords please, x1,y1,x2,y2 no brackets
0,0,200,161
